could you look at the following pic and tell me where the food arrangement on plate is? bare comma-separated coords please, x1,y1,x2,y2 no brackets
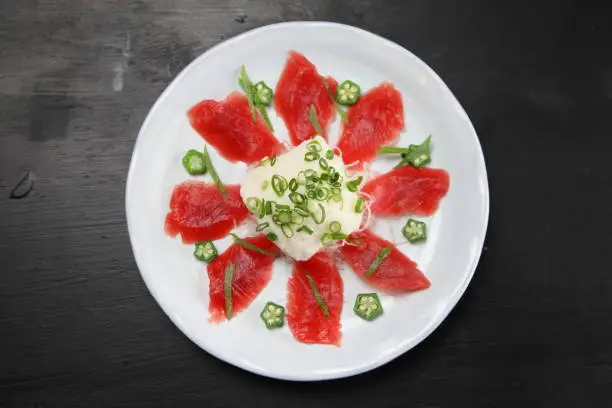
164,51,450,346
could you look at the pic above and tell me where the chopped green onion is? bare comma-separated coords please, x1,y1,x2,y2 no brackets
354,293,383,321
276,204,290,210
402,219,427,243
330,187,342,197
306,190,316,199
238,66,257,121
326,150,334,160
281,224,294,238
271,174,288,196
323,78,349,124
255,222,269,232
296,225,314,234
258,104,274,132
260,301,285,329
307,105,323,136
304,151,319,162
291,213,304,225
261,180,269,190
329,221,342,233
296,171,307,185
224,262,235,319
253,81,273,106
289,178,298,192
304,169,316,179
320,233,335,246
266,232,278,241
203,146,228,199
310,203,326,224
230,233,277,255
307,140,322,152
289,191,306,205
319,158,329,170
331,232,348,240
194,241,217,262
354,197,365,213
336,80,361,105
346,176,363,192
182,150,207,175
265,200,274,215
365,247,392,277
306,273,330,318
277,211,293,225
246,197,262,214
379,146,412,154
315,187,329,201
270,155,277,166
293,206,310,217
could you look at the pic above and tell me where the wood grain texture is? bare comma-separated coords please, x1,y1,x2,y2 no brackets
1,0,611,406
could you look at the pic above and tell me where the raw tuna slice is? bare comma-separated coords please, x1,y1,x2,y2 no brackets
164,181,249,243
362,166,450,216
287,252,343,346
340,229,430,293
275,51,338,145
336,83,404,166
208,235,278,322
188,92,284,164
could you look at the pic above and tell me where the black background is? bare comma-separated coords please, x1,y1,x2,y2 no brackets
1,0,611,406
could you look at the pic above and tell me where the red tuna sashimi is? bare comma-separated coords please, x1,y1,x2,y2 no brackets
208,235,278,322
188,92,284,164
287,252,343,346
362,166,450,216
340,229,430,293
336,83,404,166
275,51,338,145
164,181,249,243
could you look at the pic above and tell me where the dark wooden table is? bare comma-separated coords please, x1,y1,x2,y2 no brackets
1,1,611,406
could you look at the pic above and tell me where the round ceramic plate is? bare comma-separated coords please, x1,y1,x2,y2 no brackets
126,22,489,381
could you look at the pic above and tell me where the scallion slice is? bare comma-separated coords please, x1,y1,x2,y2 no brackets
203,146,228,199
266,232,278,241
230,233,276,255
293,206,310,217
277,211,293,225
304,151,319,162
325,150,334,160
315,187,329,201
305,273,330,317
365,247,392,277
320,233,335,246
329,221,342,233
322,78,349,125
271,174,288,196
238,66,257,122
224,262,235,319
296,225,314,235
289,178,298,192
310,203,326,224
255,222,269,232
346,176,363,192
246,197,262,215
307,140,322,152
354,197,365,213
289,191,306,205
308,105,324,136
281,224,294,238
319,158,329,170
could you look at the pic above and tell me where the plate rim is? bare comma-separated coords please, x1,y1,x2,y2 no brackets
125,21,490,381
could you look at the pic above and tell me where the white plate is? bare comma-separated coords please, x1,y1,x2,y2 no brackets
126,22,489,381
